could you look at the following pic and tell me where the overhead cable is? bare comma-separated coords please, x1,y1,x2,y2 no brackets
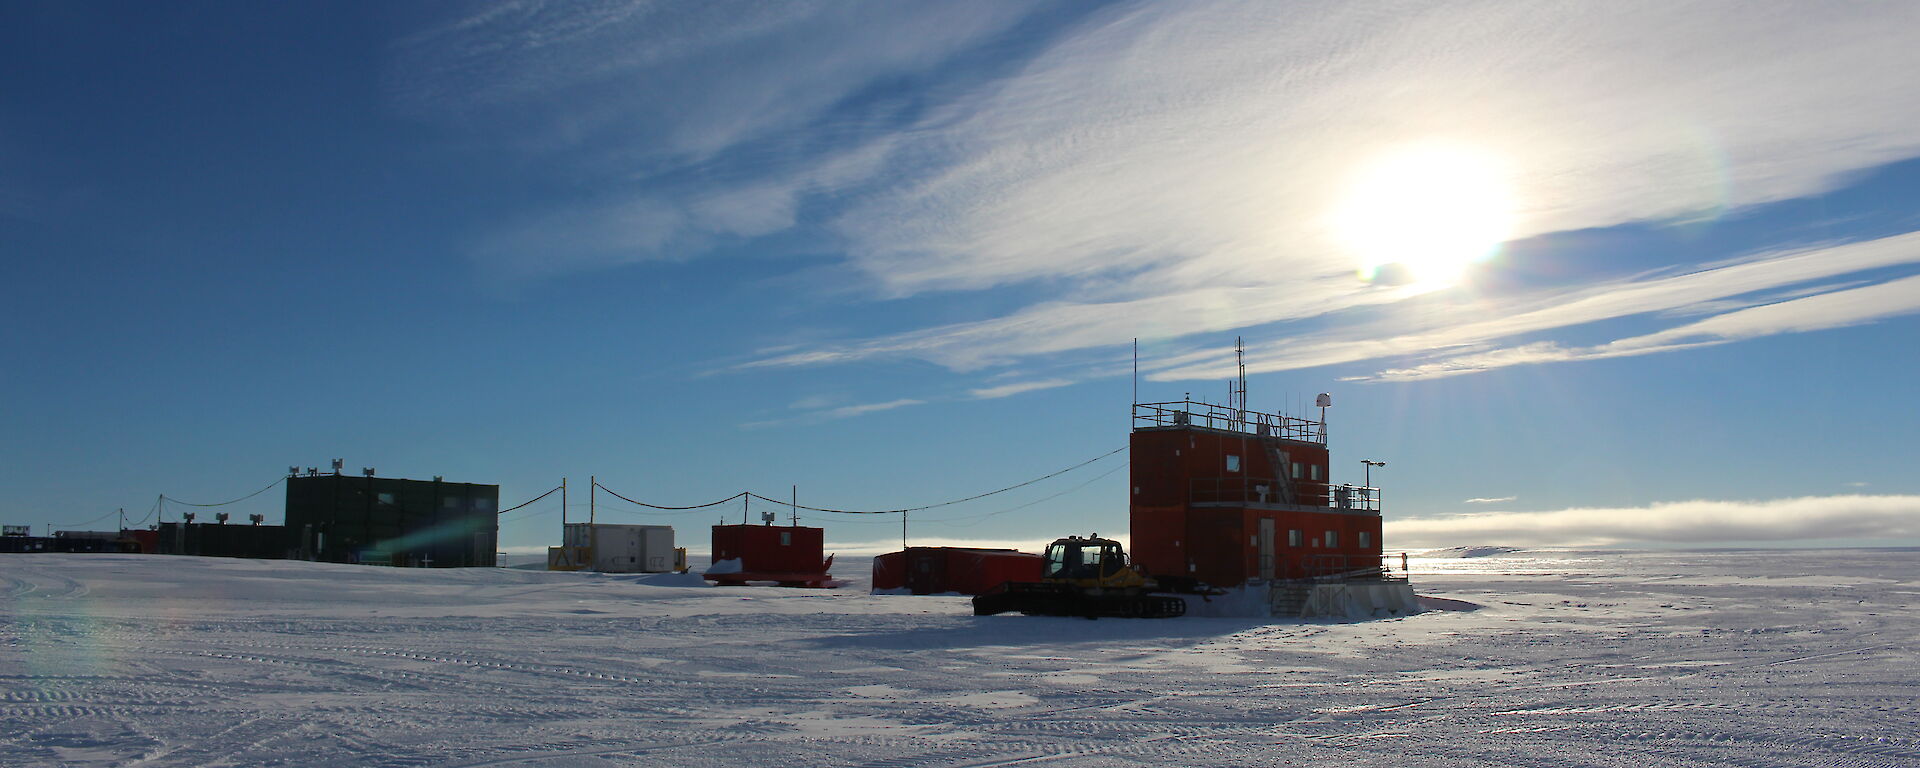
743,445,1127,515
593,482,747,511
929,460,1130,528
161,476,288,507
496,484,563,516
46,508,121,530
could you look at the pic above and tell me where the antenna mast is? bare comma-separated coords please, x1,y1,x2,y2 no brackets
1234,336,1248,416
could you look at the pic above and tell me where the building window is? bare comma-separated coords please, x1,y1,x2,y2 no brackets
377,492,396,506
1359,531,1372,549
780,531,792,546
474,498,494,513
442,497,459,509
1226,455,1241,472
1288,529,1302,547
1310,465,1323,481
1291,462,1304,479
1325,530,1338,548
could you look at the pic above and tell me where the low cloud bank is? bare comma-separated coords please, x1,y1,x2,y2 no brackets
1387,495,1920,548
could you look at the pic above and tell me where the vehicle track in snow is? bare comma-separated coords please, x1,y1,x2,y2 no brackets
7,551,1920,767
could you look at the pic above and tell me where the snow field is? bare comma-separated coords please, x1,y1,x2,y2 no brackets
2,549,1917,767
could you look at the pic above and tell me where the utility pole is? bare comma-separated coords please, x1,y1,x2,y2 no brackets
790,485,798,527
589,476,596,526
560,477,568,527
901,510,908,551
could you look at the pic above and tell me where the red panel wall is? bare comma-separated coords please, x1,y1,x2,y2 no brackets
710,524,827,575
872,551,904,590
1128,431,1189,508
1176,507,1243,587
1128,425,1372,588
1233,508,1384,580
948,549,1042,594
1128,504,1187,579
873,547,1042,595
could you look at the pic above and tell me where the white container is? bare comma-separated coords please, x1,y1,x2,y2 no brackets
563,523,676,573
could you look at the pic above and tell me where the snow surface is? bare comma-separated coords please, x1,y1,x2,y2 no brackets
4,549,1918,767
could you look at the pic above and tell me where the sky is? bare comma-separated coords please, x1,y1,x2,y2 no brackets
4,1,1919,555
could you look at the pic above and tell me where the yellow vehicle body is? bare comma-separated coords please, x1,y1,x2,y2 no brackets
974,535,1187,618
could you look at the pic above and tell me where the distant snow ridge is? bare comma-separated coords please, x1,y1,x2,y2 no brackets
1417,545,1524,558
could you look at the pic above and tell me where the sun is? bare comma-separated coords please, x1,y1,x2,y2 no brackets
1330,142,1515,288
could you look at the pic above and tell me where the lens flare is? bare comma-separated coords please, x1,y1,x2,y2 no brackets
1331,142,1516,288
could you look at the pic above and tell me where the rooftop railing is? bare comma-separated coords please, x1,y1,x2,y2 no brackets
1188,477,1380,512
1132,399,1326,445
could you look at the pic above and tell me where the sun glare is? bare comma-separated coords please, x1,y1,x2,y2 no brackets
1331,143,1515,288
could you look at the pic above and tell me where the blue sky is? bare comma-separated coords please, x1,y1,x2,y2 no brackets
5,1,1919,554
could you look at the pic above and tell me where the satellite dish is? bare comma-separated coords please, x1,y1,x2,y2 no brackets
1315,393,1333,408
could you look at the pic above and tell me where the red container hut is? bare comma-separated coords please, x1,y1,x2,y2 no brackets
872,547,1043,595
705,524,833,587
1129,398,1384,588
119,528,159,554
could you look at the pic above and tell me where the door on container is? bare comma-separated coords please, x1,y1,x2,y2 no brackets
909,552,946,594
1258,518,1276,580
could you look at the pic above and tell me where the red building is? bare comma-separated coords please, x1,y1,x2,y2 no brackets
1129,398,1383,587
705,524,833,587
872,547,1043,595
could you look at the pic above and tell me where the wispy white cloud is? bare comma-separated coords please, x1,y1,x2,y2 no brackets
858,2,1920,297
827,399,923,419
410,2,1920,387
1386,495,1920,548
968,379,1074,400
741,397,926,430
743,3,1920,384
391,2,1037,161
1154,230,1920,382
1463,496,1516,504
1365,270,1920,381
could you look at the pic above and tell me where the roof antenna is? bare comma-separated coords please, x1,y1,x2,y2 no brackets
1234,336,1248,417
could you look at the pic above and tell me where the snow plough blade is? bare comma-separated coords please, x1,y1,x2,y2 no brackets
972,582,1186,619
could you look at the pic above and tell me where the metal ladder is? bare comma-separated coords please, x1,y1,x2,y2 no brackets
1264,442,1298,504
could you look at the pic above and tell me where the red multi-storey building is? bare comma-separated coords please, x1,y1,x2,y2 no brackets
1128,398,1383,588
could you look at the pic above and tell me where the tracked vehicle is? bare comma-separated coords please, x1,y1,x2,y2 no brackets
971,535,1199,619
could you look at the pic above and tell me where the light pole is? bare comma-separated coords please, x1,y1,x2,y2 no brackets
1361,459,1385,488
